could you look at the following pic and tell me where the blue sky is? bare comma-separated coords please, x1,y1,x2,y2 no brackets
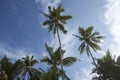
0,0,120,79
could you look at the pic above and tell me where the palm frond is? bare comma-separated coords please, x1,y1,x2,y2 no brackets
48,24,54,32
45,43,53,58
31,59,38,66
58,23,67,34
78,41,85,54
40,56,52,65
86,45,90,57
42,20,53,26
92,35,105,40
62,57,77,66
86,26,94,36
60,15,72,21
78,27,85,37
90,42,101,52
72,34,83,41
39,11,50,18
90,31,100,38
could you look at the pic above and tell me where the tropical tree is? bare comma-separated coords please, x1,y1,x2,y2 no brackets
41,5,72,80
39,67,60,80
73,26,104,72
41,43,77,80
0,56,23,80
92,50,120,80
21,55,38,80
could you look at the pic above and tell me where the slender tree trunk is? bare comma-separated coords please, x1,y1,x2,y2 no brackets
89,50,97,68
56,27,64,80
89,50,102,80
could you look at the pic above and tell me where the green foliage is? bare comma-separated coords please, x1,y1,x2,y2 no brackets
41,5,72,35
92,50,120,80
41,43,77,79
0,56,24,80
74,26,105,56
21,55,38,80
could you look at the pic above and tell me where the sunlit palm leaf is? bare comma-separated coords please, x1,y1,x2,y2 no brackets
62,57,77,66
72,34,83,41
78,41,85,54
40,56,53,65
86,26,94,36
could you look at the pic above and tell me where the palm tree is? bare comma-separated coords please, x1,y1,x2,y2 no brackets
21,55,38,80
0,56,23,80
41,43,77,80
39,67,59,80
41,5,72,80
73,26,104,70
92,50,120,80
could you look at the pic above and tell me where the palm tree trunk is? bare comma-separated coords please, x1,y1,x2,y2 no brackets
56,27,64,80
89,50,102,80
89,50,97,68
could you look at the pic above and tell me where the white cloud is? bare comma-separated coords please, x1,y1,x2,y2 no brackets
74,68,93,80
104,0,120,57
0,44,34,59
36,0,61,13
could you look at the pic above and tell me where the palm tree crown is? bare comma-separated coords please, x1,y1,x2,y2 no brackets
41,43,77,80
41,43,77,67
21,55,38,80
42,5,72,35
74,26,105,57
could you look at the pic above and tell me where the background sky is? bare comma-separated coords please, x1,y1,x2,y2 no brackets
0,0,120,80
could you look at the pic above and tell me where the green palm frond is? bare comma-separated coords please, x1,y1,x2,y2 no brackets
90,42,101,51
42,20,53,26
11,60,23,77
86,45,90,57
62,57,77,66
92,35,105,40
58,23,67,34
45,43,54,58
41,5,72,35
40,56,53,65
90,31,100,38
40,11,50,18
57,4,64,13
86,26,94,36
60,15,72,21
72,34,83,41
48,24,54,32
78,27,85,37
78,41,85,54
31,59,38,66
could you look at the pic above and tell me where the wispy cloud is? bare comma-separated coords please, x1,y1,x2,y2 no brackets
104,0,120,56
0,43,34,59
36,0,61,12
74,68,93,80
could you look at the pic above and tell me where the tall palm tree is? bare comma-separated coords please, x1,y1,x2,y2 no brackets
0,56,23,80
21,55,38,80
41,5,72,80
41,43,77,80
73,26,104,70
